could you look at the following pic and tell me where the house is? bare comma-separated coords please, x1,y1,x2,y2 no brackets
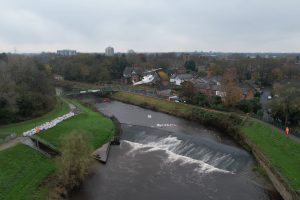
176,66,187,74
122,67,144,84
170,74,193,86
189,78,225,97
240,84,255,100
196,65,206,72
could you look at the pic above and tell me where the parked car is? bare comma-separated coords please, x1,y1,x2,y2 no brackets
267,95,272,100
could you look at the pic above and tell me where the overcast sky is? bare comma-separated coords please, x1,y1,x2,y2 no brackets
1,0,300,53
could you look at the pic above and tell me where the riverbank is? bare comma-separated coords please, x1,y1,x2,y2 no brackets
0,99,115,200
111,91,300,200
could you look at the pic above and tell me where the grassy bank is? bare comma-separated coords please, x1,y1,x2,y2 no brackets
111,91,300,191
0,98,70,138
0,99,114,200
242,121,300,189
35,99,114,149
0,145,54,200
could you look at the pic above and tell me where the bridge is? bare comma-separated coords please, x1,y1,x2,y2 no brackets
65,84,159,97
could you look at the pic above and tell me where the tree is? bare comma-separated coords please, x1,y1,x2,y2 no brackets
0,62,18,123
0,56,55,124
55,131,92,192
223,82,242,107
192,92,209,106
179,81,195,102
184,60,196,72
207,63,224,77
236,98,261,114
270,83,300,125
271,68,284,80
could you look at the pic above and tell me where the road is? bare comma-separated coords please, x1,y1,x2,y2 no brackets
260,87,272,121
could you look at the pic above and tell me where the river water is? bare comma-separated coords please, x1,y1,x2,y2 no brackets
71,99,281,200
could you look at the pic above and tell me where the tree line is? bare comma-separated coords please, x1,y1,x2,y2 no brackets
0,54,55,125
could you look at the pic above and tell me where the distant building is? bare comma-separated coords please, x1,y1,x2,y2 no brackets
57,49,76,56
176,66,187,74
127,49,135,54
105,46,114,56
170,74,193,86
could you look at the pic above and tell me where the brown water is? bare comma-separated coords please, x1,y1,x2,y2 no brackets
71,100,282,200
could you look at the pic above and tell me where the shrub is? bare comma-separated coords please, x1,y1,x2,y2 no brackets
54,131,92,193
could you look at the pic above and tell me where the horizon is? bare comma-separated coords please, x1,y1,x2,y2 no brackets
3,50,300,55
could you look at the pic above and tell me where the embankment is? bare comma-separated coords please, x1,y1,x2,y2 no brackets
111,91,300,200
0,99,115,200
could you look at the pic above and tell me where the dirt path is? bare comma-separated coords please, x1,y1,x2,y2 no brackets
0,137,26,151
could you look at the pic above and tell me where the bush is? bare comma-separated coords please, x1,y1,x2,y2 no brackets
236,98,261,114
54,131,92,194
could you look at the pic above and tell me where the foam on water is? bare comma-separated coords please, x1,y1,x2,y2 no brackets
123,136,232,174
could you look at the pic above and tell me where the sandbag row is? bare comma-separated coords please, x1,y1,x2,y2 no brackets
23,112,76,136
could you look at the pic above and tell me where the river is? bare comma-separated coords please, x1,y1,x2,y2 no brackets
71,99,281,200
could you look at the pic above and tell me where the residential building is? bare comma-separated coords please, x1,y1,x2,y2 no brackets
189,78,226,98
122,66,144,84
240,84,255,100
196,65,206,72
176,66,187,74
170,74,193,86
105,46,114,56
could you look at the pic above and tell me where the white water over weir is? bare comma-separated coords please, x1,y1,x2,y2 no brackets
124,139,231,174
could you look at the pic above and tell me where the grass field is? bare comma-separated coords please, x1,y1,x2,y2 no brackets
0,145,55,200
242,120,300,189
112,91,300,191
35,99,114,149
0,98,70,138
0,99,114,200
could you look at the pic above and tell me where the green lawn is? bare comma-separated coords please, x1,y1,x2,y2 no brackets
35,100,114,149
0,145,55,200
0,99,114,200
0,98,70,137
242,120,300,189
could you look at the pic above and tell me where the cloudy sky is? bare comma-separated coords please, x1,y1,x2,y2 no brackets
1,0,300,53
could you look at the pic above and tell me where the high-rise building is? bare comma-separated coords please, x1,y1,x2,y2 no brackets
105,46,114,56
